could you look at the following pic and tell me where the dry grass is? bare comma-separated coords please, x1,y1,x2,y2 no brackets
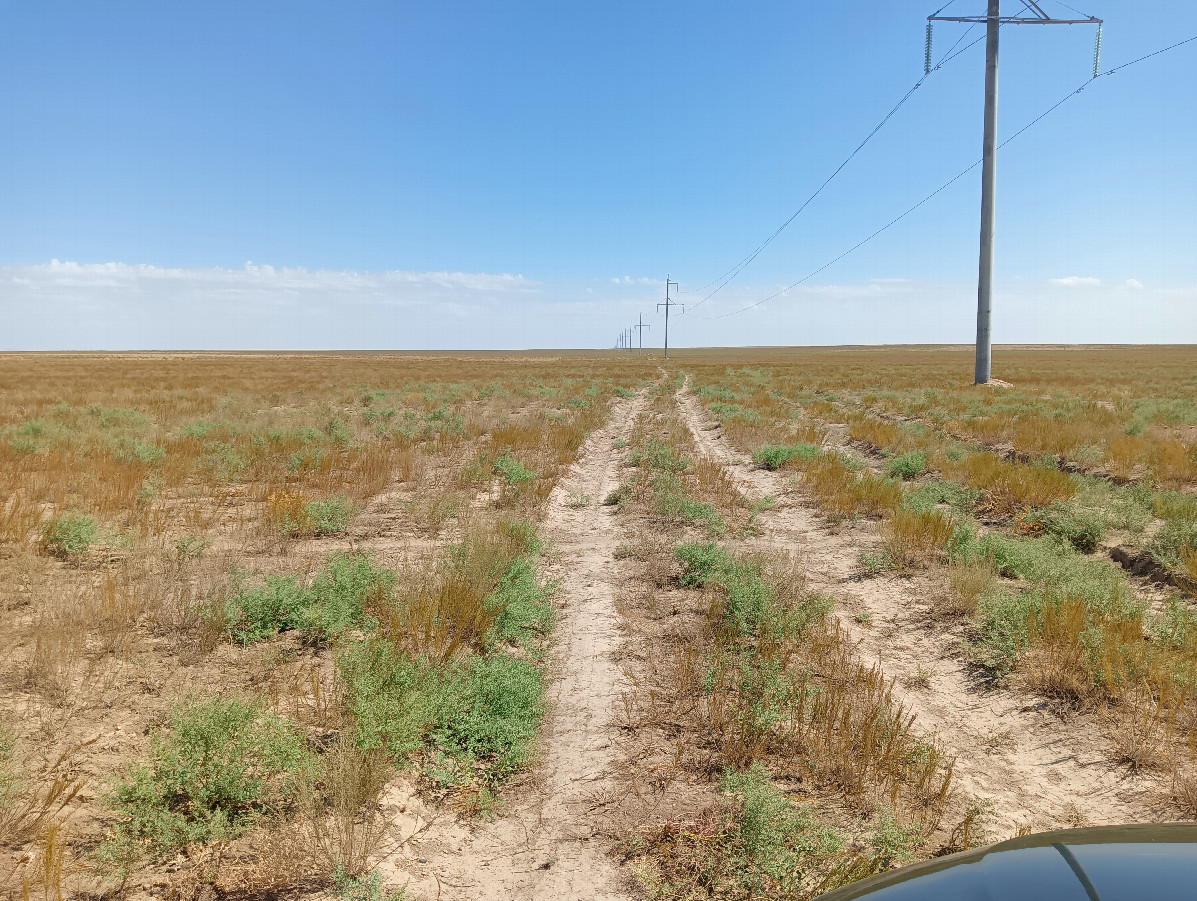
0,351,651,896
939,560,996,618
944,452,1075,515
796,452,902,522
881,509,955,570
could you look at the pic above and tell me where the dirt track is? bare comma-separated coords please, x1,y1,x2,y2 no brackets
672,382,1164,832
376,391,646,900
375,378,1164,900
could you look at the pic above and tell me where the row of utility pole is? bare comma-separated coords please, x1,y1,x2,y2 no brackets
628,5,1104,383
612,276,681,359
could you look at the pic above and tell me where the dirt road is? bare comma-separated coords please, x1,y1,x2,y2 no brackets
672,383,1163,832
378,391,646,900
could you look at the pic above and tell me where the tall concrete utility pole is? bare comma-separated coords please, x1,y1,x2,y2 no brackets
928,1,1102,384
632,313,650,355
657,277,681,361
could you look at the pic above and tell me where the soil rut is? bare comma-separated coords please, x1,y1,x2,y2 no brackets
673,383,1164,831
377,392,646,900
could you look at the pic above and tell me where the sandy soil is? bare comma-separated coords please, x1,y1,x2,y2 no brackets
672,383,1167,832
374,391,647,900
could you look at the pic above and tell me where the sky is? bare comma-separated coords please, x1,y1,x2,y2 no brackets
1,0,1194,350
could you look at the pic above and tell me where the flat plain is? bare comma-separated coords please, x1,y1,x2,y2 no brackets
2,346,1196,900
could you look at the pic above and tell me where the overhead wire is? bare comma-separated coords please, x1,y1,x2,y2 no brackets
680,21,985,309
707,31,1197,320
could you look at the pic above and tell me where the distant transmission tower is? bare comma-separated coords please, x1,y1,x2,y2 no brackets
657,277,681,360
928,1,1102,384
632,313,650,356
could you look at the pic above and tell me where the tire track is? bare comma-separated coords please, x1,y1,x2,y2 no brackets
672,380,1164,832
379,390,647,900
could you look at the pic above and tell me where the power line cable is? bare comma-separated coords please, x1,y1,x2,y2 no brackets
680,24,986,308
707,32,1197,320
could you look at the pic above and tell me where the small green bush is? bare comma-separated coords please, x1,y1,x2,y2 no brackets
494,454,537,485
1148,518,1197,569
325,418,353,446
179,420,221,439
675,542,732,587
224,573,312,644
306,496,355,536
631,439,689,473
433,654,545,783
100,698,305,865
224,553,393,644
1034,503,1107,554
486,556,554,656
334,867,405,901
603,484,632,507
720,764,847,896
613,386,636,399
305,553,395,641
752,443,821,470
340,638,446,762
341,639,545,785
42,513,98,559
0,728,17,810
902,480,979,515
886,450,928,480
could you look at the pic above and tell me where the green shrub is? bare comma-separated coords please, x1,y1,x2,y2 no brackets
111,438,166,465
675,542,733,587
886,450,928,480
613,386,636,399
494,454,537,485
41,513,98,559
224,573,312,644
1148,518,1197,569
976,533,1134,615
486,556,554,656
334,867,405,901
631,439,689,473
720,764,847,896
432,654,545,783
902,480,979,515
305,496,355,536
305,553,394,641
287,448,326,473
656,488,724,534
100,697,305,865
752,443,821,470
0,728,16,810
869,805,924,865
603,484,631,507
340,638,447,762
1034,503,1107,554
341,639,545,785
224,553,392,644
326,418,353,446
179,420,220,439
675,543,829,639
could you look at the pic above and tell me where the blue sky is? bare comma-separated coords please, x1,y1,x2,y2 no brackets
2,1,1194,349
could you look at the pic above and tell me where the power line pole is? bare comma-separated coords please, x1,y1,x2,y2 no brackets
928,2,1101,384
632,312,650,355
657,276,681,361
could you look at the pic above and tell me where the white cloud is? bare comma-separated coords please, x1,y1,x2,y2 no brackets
22,259,534,295
1125,278,1144,290
1048,276,1102,288
1,262,1193,350
609,275,659,286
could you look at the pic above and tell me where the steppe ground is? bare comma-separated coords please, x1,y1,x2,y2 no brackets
2,346,1196,901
